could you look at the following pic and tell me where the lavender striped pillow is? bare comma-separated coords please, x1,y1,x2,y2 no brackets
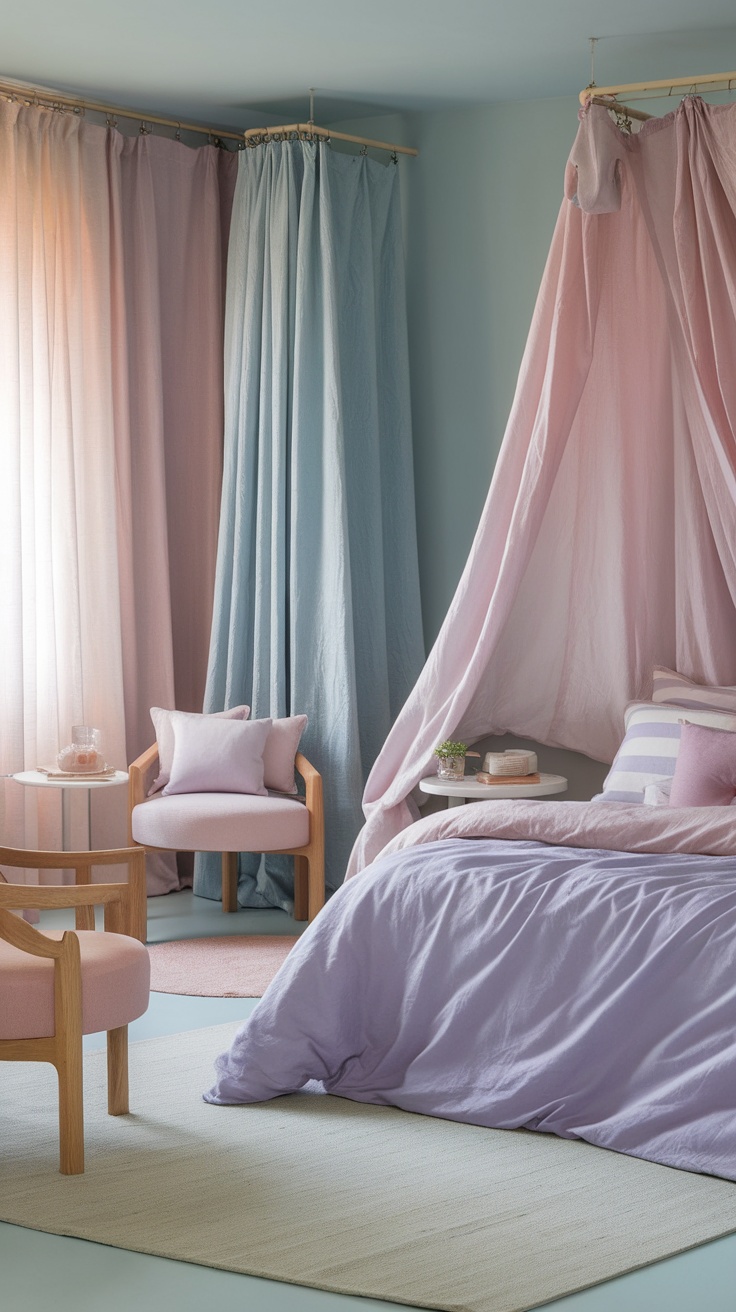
652,667,736,715
593,701,736,804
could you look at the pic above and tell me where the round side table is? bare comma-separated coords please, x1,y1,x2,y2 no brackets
419,772,568,809
12,770,129,850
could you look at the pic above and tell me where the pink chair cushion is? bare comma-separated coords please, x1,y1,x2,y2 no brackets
162,716,271,797
131,792,310,853
0,931,150,1041
149,704,250,794
260,715,308,794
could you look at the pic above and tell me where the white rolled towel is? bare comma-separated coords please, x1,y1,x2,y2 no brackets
483,749,537,776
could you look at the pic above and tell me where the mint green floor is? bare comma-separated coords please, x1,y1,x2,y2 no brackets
2,890,735,1312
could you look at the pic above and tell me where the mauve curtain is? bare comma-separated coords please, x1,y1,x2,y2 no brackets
197,140,424,906
114,134,236,756
349,97,736,873
113,133,236,893
0,100,235,889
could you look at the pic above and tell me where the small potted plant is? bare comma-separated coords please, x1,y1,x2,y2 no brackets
434,739,467,782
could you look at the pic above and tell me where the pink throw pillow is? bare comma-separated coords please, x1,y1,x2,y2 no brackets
162,716,272,796
149,705,250,794
255,715,308,794
668,721,736,807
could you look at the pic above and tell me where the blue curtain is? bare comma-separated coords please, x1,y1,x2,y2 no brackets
194,141,424,908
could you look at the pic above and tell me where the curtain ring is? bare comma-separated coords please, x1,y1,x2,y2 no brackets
360,143,368,156
175,122,181,141
391,150,398,164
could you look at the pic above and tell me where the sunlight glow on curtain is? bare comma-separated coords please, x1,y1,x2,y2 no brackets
349,98,736,873
197,141,424,906
0,103,127,864
0,101,234,888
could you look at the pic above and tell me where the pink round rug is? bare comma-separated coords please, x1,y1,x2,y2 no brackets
147,936,298,997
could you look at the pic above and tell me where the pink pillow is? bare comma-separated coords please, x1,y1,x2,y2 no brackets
668,721,736,807
162,716,272,797
255,715,308,794
149,705,249,794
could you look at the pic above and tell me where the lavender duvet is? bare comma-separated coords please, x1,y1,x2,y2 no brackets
205,801,736,1180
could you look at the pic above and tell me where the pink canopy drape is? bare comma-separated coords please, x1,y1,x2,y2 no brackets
349,97,736,874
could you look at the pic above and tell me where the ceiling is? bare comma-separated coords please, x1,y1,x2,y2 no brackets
4,0,736,132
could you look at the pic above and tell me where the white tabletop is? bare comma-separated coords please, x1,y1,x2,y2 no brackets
419,772,567,802
13,769,129,790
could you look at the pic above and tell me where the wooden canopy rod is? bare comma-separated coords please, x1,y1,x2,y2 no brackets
586,95,653,123
0,76,245,143
244,123,419,157
580,70,736,107
0,79,419,157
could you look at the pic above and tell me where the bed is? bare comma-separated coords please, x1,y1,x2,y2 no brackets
204,797,736,1183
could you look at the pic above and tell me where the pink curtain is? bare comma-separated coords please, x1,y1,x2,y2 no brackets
349,98,736,873
112,133,236,893
0,100,236,892
114,135,236,763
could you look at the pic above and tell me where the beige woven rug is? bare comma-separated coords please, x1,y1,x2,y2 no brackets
3,1023,736,1312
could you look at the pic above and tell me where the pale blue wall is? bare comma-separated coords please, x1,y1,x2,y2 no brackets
401,98,576,645
334,98,579,647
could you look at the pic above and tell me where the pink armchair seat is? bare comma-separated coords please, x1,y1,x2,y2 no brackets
131,792,309,853
0,845,149,1175
0,930,149,1042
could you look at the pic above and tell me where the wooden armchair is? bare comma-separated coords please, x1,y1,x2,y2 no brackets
129,747,325,921
0,846,149,1174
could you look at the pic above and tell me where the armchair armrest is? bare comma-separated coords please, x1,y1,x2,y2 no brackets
0,905,72,959
128,742,160,816
295,753,323,816
0,846,147,942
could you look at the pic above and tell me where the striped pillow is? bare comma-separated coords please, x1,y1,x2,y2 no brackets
652,667,736,716
594,701,736,804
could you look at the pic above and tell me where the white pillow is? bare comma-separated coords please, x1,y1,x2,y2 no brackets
149,705,249,794
162,716,272,796
643,780,672,806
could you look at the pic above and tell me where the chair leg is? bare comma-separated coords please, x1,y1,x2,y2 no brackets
293,855,309,921
308,855,325,923
222,852,239,913
107,1025,129,1115
56,1045,84,1175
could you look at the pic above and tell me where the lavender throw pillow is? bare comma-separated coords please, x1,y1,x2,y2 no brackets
652,667,736,715
669,721,736,807
162,716,272,797
149,704,249,794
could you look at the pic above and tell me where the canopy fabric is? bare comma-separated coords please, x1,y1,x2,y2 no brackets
348,97,736,875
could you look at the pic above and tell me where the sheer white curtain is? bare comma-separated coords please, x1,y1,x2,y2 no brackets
0,103,127,864
0,101,235,889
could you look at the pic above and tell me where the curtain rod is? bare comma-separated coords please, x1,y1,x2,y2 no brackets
243,123,418,157
0,77,419,156
0,76,246,142
586,96,653,123
580,69,736,107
